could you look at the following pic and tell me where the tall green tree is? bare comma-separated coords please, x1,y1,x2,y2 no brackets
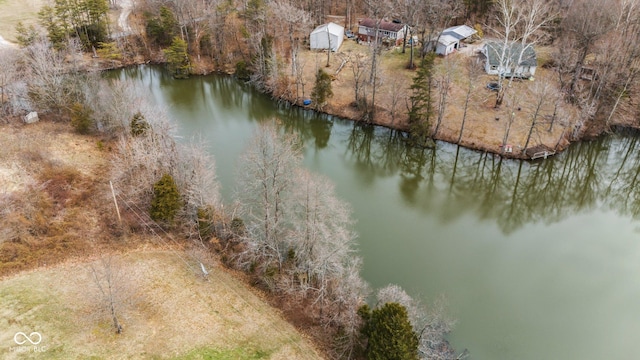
38,0,109,50
408,53,436,147
164,37,191,79
145,6,178,47
363,302,419,360
311,69,333,111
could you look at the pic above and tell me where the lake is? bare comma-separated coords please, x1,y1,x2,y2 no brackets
111,66,640,360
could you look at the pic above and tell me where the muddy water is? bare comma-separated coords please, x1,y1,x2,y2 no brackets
111,66,640,360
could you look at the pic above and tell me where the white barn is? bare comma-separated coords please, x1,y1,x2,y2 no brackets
434,25,477,55
310,22,344,52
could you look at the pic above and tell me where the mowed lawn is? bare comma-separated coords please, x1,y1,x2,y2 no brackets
0,250,323,360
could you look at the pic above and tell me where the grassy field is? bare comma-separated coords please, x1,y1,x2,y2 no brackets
0,0,45,43
0,250,322,360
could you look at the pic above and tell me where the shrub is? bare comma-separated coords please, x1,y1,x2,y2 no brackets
150,174,182,224
70,102,93,134
235,61,251,81
130,112,149,137
363,302,419,360
197,206,215,239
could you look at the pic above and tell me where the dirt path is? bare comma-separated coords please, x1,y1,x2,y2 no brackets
117,0,133,33
0,35,16,48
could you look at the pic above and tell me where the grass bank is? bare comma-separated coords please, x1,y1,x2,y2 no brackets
0,250,322,359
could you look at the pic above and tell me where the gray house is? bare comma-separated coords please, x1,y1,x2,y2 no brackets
482,42,537,78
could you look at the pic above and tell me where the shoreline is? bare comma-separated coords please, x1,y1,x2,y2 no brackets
11,42,639,160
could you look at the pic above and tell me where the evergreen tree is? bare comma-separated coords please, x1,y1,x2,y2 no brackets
150,174,182,224
164,37,191,79
38,0,109,50
363,302,419,360
15,22,38,47
408,53,436,147
145,6,178,47
130,112,149,137
311,69,333,111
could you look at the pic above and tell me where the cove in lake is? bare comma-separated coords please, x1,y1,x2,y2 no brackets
109,66,640,360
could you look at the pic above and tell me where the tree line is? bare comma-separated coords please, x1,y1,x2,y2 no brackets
8,0,640,152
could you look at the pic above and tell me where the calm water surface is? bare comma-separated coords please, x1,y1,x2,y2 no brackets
111,66,640,360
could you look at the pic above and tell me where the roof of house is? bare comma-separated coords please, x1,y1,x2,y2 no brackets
442,25,477,40
484,41,537,67
437,34,459,46
311,22,344,36
358,18,405,32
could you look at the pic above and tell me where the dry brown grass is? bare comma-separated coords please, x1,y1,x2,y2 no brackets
0,249,322,359
292,39,573,157
0,0,45,43
0,119,113,276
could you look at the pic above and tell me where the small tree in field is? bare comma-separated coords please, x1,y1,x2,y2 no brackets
164,37,191,79
311,69,333,111
363,302,419,360
150,173,182,224
71,102,93,134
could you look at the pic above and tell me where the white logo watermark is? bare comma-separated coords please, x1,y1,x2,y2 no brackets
13,332,42,345
9,331,46,353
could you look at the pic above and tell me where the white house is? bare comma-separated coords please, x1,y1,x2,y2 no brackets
310,22,344,52
357,18,408,46
434,25,477,55
482,41,537,78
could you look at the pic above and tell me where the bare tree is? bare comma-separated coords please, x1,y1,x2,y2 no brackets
235,122,302,278
434,57,455,136
560,0,615,100
458,57,482,144
287,168,357,306
388,73,407,124
89,255,136,334
522,76,558,154
362,0,394,121
269,1,311,77
23,37,80,113
501,88,524,152
348,51,371,112
491,0,555,107
0,48,20,116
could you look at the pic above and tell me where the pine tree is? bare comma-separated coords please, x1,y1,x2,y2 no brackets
150,174,182,224
408,53,436,147
164,37,191,79
15,22,38,47
311,69,333,111
145,6,178,47
364,302,419,360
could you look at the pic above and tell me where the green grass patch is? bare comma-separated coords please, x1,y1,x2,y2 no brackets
172,346,272,360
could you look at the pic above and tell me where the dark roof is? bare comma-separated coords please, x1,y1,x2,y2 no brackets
485,42,537,67
359,18,405,32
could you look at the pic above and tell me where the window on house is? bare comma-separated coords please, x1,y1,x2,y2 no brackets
490,65,498,71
